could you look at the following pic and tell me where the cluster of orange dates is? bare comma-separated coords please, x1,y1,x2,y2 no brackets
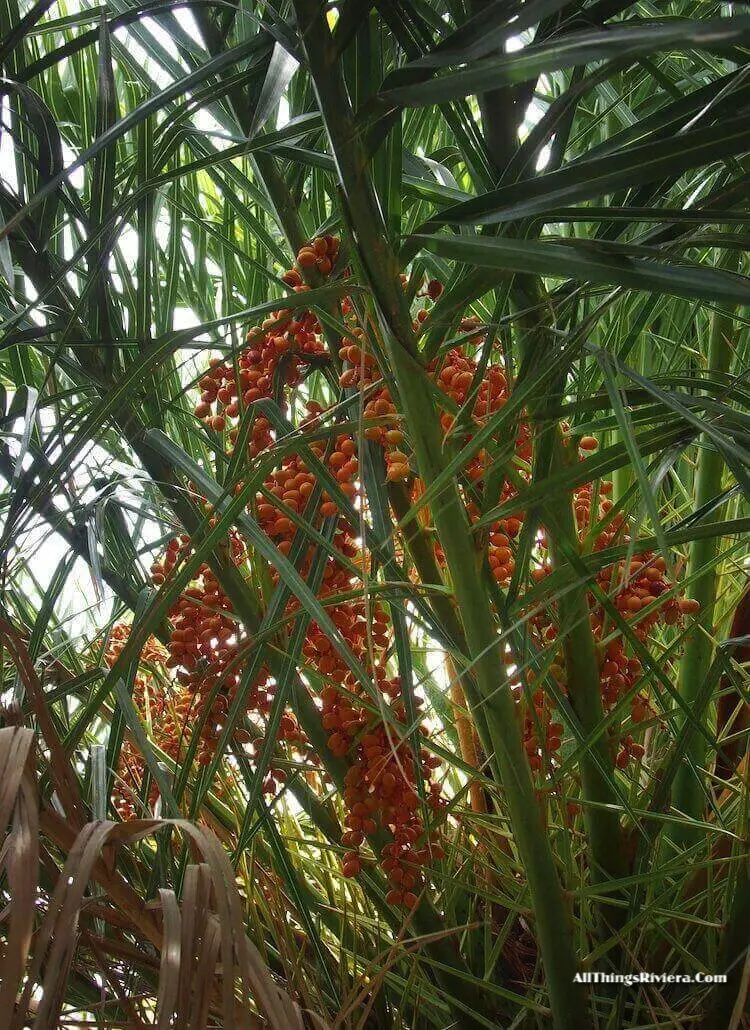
104,624,184,819
112,237,696,897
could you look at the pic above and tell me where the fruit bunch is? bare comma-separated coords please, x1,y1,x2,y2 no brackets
127,238,696,898
518,466,697,770
102,624,176,819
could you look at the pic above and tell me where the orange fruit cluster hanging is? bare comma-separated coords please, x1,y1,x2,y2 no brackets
179,243,444,897
102,624,179,819
122,239,697,898
405,344,694,774
522,448,696,770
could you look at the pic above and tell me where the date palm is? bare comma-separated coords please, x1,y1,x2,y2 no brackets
1,2,749,1028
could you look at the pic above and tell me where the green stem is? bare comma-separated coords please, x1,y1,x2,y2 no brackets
292,6,589,1027
670,251,739,842
611,430,634,503
548,433,629,922
515,283,628,937
388,482,493,760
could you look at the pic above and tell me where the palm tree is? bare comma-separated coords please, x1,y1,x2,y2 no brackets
1,1,748,1027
